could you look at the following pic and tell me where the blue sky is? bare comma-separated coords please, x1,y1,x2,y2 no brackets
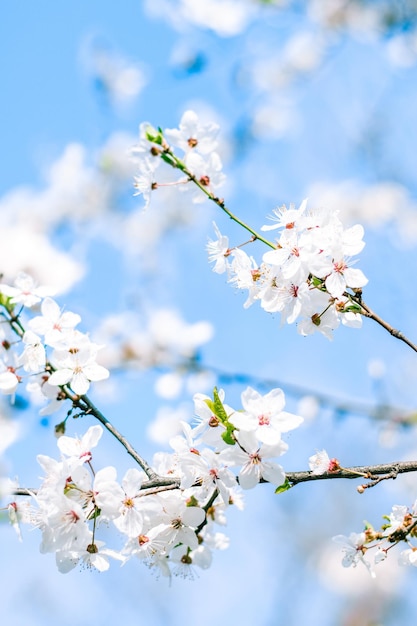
2,2,417,625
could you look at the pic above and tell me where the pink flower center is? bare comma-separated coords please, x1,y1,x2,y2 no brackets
258,414,270,426
333,260,347,274
67,509,80,524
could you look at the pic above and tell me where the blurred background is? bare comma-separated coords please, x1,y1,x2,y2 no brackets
2,1,417,624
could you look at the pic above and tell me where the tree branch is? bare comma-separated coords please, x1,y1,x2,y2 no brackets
358,299,417,354
1,302,162,483
12,460,417,499
72,394,160,482
165,147,276,249
286,460,417,486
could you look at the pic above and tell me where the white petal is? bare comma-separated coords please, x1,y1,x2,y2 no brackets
261,461,286,486
48,368,73,387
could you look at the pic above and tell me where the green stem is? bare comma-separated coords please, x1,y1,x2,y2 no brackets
170,151,276,249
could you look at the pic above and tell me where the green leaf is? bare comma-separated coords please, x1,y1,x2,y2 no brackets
342,302,362,314
212,387,229,423
275,478,292,494
311,275,324,288
144,125,162,144
203,397,215,412
0,292,14,312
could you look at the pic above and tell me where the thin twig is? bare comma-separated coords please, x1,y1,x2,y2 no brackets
169,150,276,249
169,144,417,355
359,300,417,354
73,394,160,481
0,302,162,482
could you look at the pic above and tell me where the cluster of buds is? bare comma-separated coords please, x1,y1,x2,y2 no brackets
334,503,417,577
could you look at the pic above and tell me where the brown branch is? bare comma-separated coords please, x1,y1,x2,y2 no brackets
12,476,181,498
12,460,417,500
286,460,417,486
0,303,162,483
71,394,160,482
359,300,417,354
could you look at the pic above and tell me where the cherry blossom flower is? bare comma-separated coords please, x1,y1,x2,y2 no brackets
309,450,333,475
122,524,171,562
28,297,81,347
261,198,308,231
48,342,109,396
18,330,46,373
164,110,220,156
39,496,91,554
206,222,231,274
385,504,410,533
310,255,368,299
27,375,65,416
156,492,206,550
0,272,53,308
221,430,287,489
228,248,261,309
56,541,125,573
133,157,158,208
399,548,417,567
183,151,226,203
0,366,20,396
333,532,375,578
196,448,237,503
230,386,303,445
112,468,146,538
57,425,103,464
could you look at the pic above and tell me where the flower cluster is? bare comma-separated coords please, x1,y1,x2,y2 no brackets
132,110,226,209
0,272,109,405
132,111,368,340
12,385,302,575
207,199,368,339
333,502,417,578
0,271,306,576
